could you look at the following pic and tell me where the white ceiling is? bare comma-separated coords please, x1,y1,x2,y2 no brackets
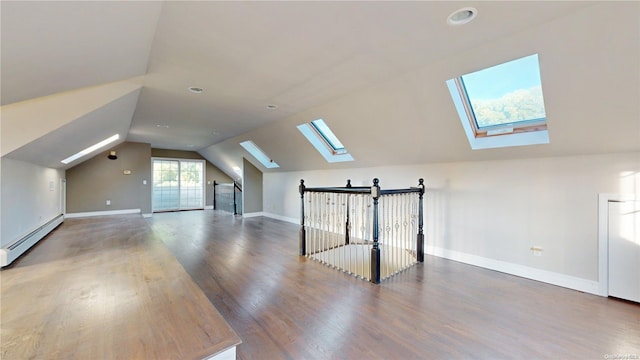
1,1,638,177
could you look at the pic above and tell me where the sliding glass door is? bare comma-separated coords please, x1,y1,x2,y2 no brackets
152,159,204,212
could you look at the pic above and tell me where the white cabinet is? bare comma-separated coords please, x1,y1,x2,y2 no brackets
608,200,640,303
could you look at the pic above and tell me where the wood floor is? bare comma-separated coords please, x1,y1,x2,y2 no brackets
148,210,640,360
2,210,639,359
0,214,240,360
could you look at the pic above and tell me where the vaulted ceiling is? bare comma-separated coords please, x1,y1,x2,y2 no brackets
2,1,638,177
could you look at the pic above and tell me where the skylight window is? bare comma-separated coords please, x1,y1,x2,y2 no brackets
61,134,120,164
310,119,346,154
239,140,279,169
297,119,354,163
446,54,549,149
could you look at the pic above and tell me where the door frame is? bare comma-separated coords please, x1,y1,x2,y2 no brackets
151,157,207,212
597,193,639,297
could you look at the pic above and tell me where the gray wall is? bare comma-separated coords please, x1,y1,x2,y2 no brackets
151,148,232,207
66,142,152,214
0,158,65,247
243,158,263,214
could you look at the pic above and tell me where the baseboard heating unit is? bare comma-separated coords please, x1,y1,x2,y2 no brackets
1,214,64,267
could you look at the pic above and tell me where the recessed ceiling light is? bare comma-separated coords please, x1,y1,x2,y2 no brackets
156,124,169,128
188,86,204,94
447,7,477,26
266,104,278,110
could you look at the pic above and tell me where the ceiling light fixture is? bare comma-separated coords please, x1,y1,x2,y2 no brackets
107,151,118,160
447,7,477,26
266,104,278,110
188,86,204,94
156,124,169,128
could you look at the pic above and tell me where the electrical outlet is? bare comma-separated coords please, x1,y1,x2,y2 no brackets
106,200,111,206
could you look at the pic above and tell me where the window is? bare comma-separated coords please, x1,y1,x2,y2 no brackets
239,141,279,168
61,134,119,164
297,119,354,162
446,54,549,149
309,119,347,154
152,159,204,212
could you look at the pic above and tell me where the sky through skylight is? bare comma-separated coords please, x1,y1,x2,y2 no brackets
461,54,546,128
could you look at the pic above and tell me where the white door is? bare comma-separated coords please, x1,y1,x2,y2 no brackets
608,199,640,303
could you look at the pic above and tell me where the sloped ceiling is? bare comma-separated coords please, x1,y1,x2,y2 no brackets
1,1,638,176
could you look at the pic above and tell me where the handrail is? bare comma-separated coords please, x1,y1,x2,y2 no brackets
303,187,371,194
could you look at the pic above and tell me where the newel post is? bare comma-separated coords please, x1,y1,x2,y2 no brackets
371,178,381,284
417,178,425,263
213,181,218,210
299,179,306,256
345,179,351,246
233,181,238,215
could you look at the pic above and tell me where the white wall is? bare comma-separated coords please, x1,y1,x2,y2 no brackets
1,158,65,247
264,152,640,286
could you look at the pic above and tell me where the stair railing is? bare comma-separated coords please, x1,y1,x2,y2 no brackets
300,178,424,283
214,180,243,215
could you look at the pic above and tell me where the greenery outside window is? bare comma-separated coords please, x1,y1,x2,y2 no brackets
446,54,550,149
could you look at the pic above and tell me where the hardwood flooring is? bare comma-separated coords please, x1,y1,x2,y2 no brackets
148,210,639,360
0,214,240,360
2,211,638,359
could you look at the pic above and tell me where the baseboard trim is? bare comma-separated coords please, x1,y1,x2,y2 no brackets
142,213,153,218
425,245,600,296
204,205,214,210
1,214,64,267
65,209,141,219
242,212,264,218
262,212,298,224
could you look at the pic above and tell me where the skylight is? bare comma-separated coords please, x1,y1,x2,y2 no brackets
446,54,549,149
239,140,279,169
297,119,354,163
61,134,120,164
310,119,346,154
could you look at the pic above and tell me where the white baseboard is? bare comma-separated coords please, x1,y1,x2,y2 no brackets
142,213,153,218
242,211,264,218
65,209,141,219
262,212,298,224
204,205,214,210
426,245,600,296
1,214,64,267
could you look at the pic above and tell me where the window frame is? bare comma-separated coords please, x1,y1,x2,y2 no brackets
309,119,347,155
297,119,354,163
455,77,548,139
446,54,550,150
